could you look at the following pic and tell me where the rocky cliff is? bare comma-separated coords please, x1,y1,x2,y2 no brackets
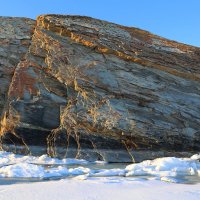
0,15,200,162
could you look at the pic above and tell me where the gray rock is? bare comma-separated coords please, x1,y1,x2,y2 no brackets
0,15,200,162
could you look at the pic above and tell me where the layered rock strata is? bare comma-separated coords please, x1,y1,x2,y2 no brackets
0,15,200,162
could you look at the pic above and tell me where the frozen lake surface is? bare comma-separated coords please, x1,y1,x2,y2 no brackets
0,151,199,184
0,151,200,200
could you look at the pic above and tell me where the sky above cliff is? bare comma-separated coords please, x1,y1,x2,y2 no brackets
1,0,200,47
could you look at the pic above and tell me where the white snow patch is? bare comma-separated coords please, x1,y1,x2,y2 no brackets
0,179,200,200
0,151,199,183
0,151,89,166
0,163,45,178
125,156,200,178
191,154,200,160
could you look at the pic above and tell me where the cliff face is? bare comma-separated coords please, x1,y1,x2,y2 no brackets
0,17,35,116
0,15,200,162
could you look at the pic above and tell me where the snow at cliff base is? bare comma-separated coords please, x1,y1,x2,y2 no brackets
0,151,199,200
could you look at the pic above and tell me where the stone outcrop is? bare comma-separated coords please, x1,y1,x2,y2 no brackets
0,17,35,116
0,15,200,162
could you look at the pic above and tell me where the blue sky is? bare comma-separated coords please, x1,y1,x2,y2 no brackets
1,0,200,47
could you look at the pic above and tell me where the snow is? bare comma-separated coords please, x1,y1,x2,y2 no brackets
0,151,89,166
0,178,200,200
0,151,199,181
0,163,45,178
125,156,200,177
191,154,200,160
0,151,199,200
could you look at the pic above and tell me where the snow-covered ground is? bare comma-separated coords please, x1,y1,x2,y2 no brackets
0,177,200,200
0,151,199,200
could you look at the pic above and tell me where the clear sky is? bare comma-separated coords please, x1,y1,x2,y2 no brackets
1,0,200,47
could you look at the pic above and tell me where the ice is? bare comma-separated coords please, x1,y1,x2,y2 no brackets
0,163,45,178
68,167,91,175
125,156,200,178
93,169,126,177
0,151,89,166
0,151,199,183
160,176,180,183
191,154,200,160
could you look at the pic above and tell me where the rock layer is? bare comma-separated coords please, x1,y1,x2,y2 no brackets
0,15,200,162
0,17,35,117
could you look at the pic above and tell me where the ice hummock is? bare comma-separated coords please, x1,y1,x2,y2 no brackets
0,151,199,183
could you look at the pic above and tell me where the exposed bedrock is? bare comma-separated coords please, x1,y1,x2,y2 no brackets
0,17,35,117
0,15,200,162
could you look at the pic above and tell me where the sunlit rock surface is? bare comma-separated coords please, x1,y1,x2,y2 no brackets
0,17,35,116
0,15,200,162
